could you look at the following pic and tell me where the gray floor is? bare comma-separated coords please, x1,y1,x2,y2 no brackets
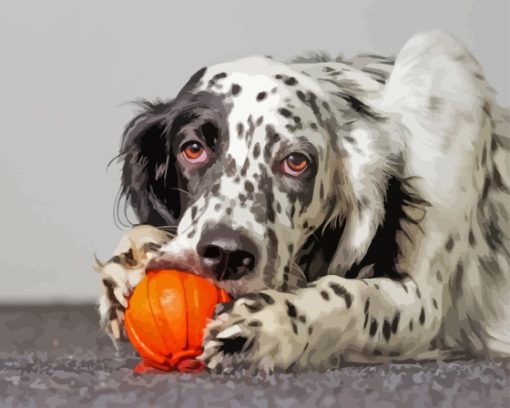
0,305,508,408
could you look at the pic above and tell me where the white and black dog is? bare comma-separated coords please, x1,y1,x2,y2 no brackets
96,31,510,372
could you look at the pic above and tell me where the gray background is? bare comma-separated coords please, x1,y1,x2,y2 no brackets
1,0,509,303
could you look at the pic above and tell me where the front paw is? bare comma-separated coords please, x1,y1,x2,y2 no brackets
198,291,308,373
94,225,171,343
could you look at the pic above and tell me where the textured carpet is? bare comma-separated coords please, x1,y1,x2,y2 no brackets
0,305,508,408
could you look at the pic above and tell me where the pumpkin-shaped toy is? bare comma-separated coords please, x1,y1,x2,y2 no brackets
124,269,230,372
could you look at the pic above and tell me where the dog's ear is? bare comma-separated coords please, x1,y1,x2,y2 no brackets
326,31,491,278
117,67,208,227
118,99,183,227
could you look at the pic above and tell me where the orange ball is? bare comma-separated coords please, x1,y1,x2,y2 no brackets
124,269,230,372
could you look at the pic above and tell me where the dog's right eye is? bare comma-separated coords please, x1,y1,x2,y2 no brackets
280,153,309,177
181,141,208,164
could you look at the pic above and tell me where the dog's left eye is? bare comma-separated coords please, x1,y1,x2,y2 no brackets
181,141,208,164
281,153,309,177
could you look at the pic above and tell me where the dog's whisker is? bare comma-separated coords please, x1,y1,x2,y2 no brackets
170,187,192,199
290,261,307,280
155,225,178,237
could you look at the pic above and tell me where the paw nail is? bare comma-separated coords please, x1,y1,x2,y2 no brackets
203,340,222,350
217,325,243,339
111,320,120,339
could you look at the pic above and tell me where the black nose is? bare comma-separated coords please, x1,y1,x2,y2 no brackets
197,228,258,280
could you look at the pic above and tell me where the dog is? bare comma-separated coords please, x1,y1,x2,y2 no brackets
95,31,510,372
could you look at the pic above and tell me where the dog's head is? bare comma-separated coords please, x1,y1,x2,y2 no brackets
118,56,392,295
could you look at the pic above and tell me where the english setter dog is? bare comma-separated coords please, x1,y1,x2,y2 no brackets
96,31,510,372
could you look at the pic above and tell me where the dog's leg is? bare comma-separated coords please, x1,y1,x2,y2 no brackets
199,204,463,371
94,225,171,343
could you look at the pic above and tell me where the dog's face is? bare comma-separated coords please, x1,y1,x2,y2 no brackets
120,57,356,295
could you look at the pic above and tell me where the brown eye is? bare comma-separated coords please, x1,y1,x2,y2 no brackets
181,141,207,164
281,153,309,176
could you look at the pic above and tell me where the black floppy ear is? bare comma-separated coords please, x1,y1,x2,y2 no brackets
118,100,183,227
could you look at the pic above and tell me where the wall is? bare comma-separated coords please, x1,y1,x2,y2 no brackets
0,0,508,302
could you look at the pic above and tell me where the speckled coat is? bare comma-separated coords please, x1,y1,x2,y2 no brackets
96,31,510,372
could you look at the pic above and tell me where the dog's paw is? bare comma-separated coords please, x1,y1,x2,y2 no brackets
198,290,308,373
94,225,171,342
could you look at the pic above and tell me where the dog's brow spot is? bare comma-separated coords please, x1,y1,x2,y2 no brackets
276,202,282,213
482,177,491,200
285,300,298,318
259,292,275,304
278,108,292,118
490,136,498,153
416,286,422,299
284,76,298,86
364,299,370,313
253,143,261,159
432,299,438,310
445,236,455,252
436,270,443,282
211,184,220,195
296,90,306,102
369,319,378,336
280,281,289,292
225,207,232,215
241,158,250,177
234,176,241,183
391,311,400,334
329,283,353,308
481,144,487,166
363,313,369,329
247,320,262,327
214,203,221,211
291,322,298,335
244,181,254,193
256,91,267,101
231,83,241,96
308,326,313,335
245,301,264,313
303,221,309,229
237,123,244,137
320,290,329,300
190,206,198,220
382,320,391,342
310,122,318,131
468,230,476,246
213,72,227,80
275,74,283,79
493,165,506,192
344,136,356,144
409,320,414,331
419,307,426,325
